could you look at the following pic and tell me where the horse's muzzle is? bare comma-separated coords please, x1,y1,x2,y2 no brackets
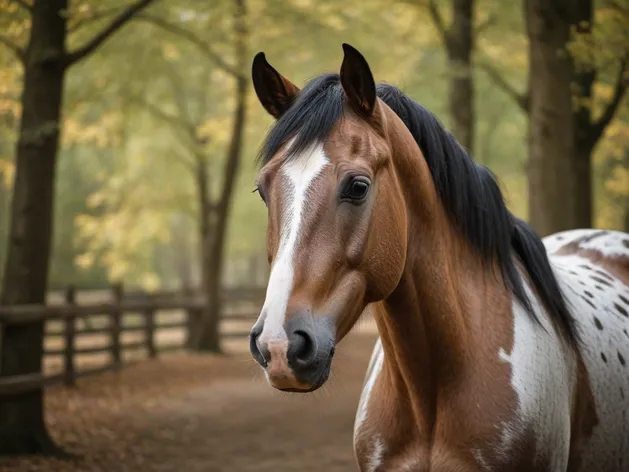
249,312,335,392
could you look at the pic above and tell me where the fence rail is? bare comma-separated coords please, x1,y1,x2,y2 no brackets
0,285,266,396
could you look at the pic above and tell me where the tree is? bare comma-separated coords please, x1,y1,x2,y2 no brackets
482,0,628,235
527,0,628,234
0,0,157,455
135,0,249,352
74,0,249,352
569,1,629,230
423,0,476,152
525,0,581,235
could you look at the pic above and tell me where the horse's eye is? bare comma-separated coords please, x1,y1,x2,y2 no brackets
350,180,369,198
342,176,370,203
253,186,267,205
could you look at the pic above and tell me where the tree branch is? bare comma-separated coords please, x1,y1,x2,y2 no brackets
67,6,127,33
136,13,243,79
479,62,529,113
427,0,450,46
173,148,198,176
129,95,196,136
588,57,628,146
65,0,158,66
9,0,31,13
475,14,496,36
165,63,194,127
0,35,25,63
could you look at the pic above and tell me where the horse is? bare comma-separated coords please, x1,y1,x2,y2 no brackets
247,43,629,471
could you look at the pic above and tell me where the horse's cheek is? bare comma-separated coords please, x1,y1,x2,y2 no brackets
364,185,407,301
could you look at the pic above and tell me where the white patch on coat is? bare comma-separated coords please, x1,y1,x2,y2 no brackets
354,337,384,435
256,143,329,344
543,229,598,253
496,423,517,462
368,437,385,472
545,228,629,258
544,231,629,472
354,337,385,471
350,229,629,471
498,268,576,471
473,449,493,471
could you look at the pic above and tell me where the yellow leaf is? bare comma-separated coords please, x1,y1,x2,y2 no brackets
86,192,105,209
0,159,14,188
605,166,629,197
74,253,95,270
162,43,180,61
139,273,161,292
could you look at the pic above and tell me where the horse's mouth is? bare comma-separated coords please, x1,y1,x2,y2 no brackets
276,363,331,393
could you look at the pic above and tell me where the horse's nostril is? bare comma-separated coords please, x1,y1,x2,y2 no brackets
249,327,267,367
288,329,316,367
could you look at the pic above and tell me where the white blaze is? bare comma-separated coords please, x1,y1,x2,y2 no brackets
257,143,329,344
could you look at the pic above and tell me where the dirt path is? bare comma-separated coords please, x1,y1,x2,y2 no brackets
1,328,378,472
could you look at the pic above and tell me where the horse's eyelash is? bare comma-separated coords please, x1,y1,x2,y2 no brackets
253,186,266,202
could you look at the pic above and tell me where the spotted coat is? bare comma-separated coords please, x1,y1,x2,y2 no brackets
354,229,629,472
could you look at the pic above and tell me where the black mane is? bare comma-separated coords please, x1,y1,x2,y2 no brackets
258,75,579,346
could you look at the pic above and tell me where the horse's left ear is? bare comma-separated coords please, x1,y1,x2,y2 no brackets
252,52,301,119
340,43,376,117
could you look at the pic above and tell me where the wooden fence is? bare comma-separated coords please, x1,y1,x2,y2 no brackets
0,284,266,396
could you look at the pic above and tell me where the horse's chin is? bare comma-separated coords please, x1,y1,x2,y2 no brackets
278,385,321,393
274,367,330,393
278,382,324,393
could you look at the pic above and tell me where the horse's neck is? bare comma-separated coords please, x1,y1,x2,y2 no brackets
375,120,512,433
374,224,507,435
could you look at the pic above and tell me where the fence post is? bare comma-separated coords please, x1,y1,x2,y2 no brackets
63,285,77,387
144,295,156,358
111,283,123,370
184,286,198,349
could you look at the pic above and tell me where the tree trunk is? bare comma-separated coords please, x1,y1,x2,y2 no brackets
0,0,154,456
193,0,248,353
571,0,595,229
0,179,6,282
572,143,595,229
171,215,194,291
190,155,219,351
0,0,68,455
525,0,578,236
446,0,474,153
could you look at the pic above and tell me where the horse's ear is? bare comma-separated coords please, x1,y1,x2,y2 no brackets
340,43,376,117
252,52,300,119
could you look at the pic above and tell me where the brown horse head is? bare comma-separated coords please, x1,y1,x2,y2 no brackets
249,44,417,392
248,43,581,398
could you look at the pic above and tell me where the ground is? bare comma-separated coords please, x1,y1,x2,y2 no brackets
0,325,377,472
